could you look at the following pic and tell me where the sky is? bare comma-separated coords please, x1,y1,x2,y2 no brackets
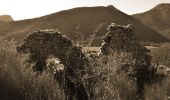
0,0,170,21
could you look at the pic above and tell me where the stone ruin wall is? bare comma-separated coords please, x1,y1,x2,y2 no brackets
16,23,162,100
100,23,151,70
17,29,90,100
99,23,153,98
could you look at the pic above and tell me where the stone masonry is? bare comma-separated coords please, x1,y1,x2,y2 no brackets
16,29,90,100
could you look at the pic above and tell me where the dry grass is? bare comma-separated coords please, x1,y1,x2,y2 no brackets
0,38,170,100
144,77,170,100
0,38,65,100
86,53,137,100
151,43,170,67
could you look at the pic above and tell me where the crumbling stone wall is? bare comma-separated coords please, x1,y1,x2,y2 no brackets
15,23,169,99
16,29,90,100
100,23,152,98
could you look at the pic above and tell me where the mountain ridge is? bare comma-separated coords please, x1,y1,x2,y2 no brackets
0,5,169,45
133,3,170,39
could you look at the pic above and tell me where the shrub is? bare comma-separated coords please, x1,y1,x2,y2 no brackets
1,37,170,100
86,52,137,100
151,43,170,67
0,38,65,100
144,77,170,100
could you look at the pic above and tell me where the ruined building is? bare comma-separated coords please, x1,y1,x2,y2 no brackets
16,23,155,100
100,23,152,98
16,29,90,100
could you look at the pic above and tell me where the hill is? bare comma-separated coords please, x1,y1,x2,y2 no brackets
0,5,168,46
133,3,170,39
0,15,13,22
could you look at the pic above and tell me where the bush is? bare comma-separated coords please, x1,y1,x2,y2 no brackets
0,38,65,100
151,43,170,67
86,52,137,100
144,78,170,100
1,37,170,100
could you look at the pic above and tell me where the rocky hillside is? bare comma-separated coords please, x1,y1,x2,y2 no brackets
133,3,170,39
0,5,168,46
0,15,13,22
